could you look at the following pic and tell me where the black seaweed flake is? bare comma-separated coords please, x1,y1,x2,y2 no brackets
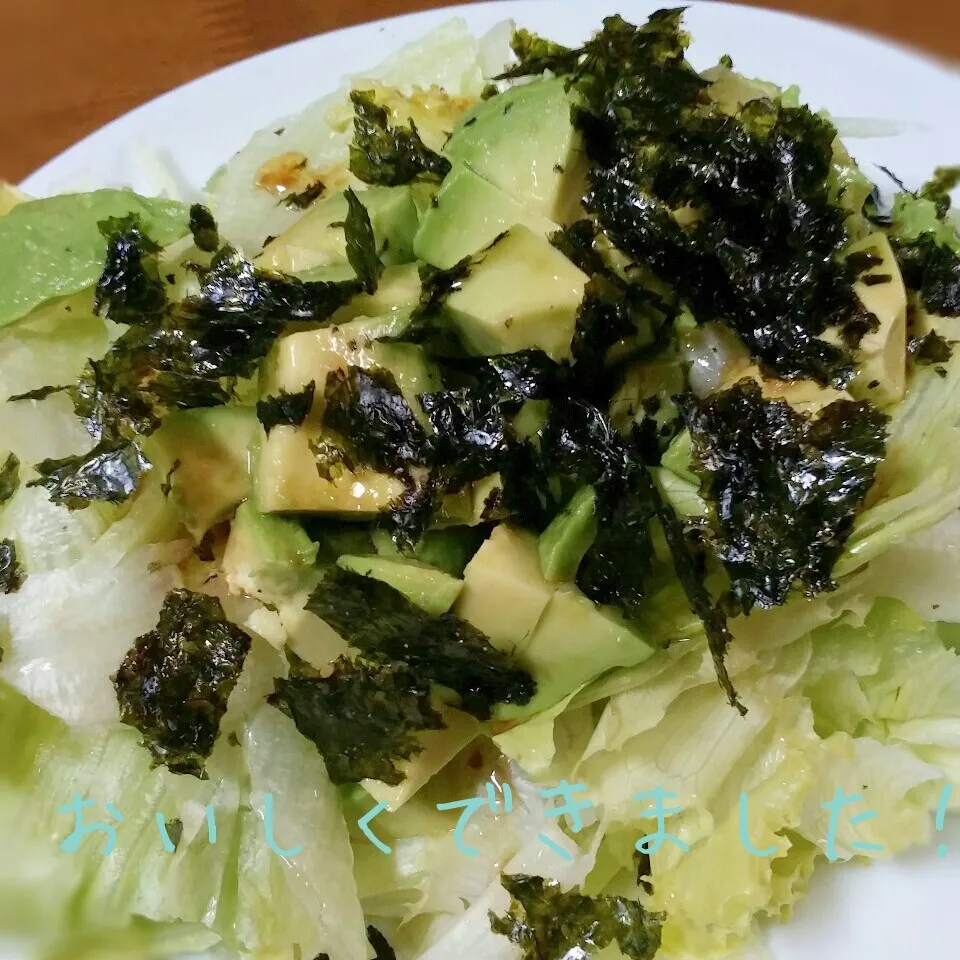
349,90,452,186
305,568,535,720
189,204,220,253
323,367,432,474
256,382,316,434
29,441,151,510
680,378,888,613
269,653,444,786
93,214,167,325
489,874,662,960
0,453,19,505
0,539,24,594
113,590,251,777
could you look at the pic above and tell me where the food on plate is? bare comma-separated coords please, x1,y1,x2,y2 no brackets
1,9,959,960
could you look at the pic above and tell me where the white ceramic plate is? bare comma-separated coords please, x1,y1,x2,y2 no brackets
19,2,960,958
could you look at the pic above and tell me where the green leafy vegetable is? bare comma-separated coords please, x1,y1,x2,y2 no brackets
188,203,220,253
28,440,152,510
680,378,888,613
305,567,535,719
343,188,384,294
349,90,452,187
256,381,316,434
0,539,24,594
112,589,251,777
489,874,662,960
0,453,20,505
269,653,444,785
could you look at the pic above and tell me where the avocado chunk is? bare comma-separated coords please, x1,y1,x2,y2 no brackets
660,430,697,484
336,554,463,615
361,706,480,811
414,164,557,269
325,262,422,326
539,486,598,582
148,406,260,538
256,185,418,275
255,424,405,515
223,499,319,601
846,233,907,406
0,188,189,330
443,76,587,224
651,468,708,520
455,525,555,649
262,317,440,427
494,585,655,720
372,526,486,577
443,225,589,361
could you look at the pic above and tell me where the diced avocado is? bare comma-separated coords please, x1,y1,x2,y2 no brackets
372,527,486,577
443,77,587,224
361,707,480,811
263,320,440,428
847,233,907,406
539,486,598,582
0,189,189,331
413,164,557,269
444,225,588,361
148,406,260,538
456,525,556,649
255,185,418,275
652,468,708,519
661,430,697,484
223,499,319,601
495,585,655,720
432,474,506,527
255,424,405,515
719,352,851,413
336,554,463,615
512,400,550,441
326,263,422,326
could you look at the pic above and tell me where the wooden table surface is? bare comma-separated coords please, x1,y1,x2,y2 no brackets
2,0,958,184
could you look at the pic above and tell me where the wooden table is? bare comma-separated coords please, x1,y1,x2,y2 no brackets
2,0,957,183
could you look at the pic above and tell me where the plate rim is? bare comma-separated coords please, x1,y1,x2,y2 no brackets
20,0,960,192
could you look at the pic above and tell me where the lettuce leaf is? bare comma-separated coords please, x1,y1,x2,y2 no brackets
527,594,958,958
207,18,494,254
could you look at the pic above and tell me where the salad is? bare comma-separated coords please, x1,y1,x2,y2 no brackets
1,8,960,960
